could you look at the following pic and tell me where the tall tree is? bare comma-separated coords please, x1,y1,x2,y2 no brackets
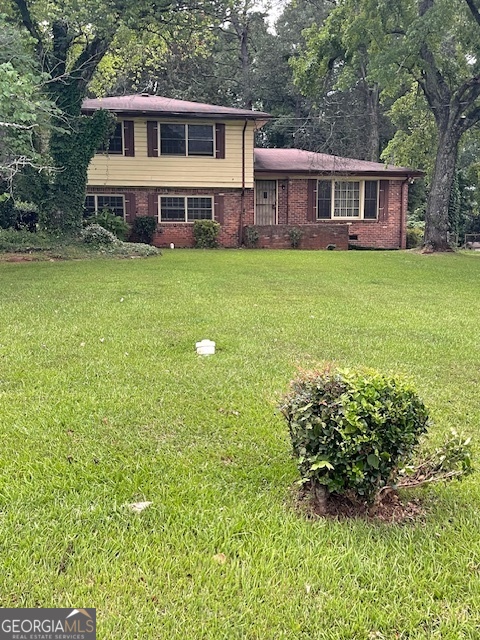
7,0,203,231
295,0,480,251
292,0,383,161
0,18,57,187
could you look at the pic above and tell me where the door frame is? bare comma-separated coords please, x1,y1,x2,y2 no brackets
254,179,278,225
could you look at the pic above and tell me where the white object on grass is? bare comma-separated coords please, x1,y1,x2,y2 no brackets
196,339,215,355
128,501,152,513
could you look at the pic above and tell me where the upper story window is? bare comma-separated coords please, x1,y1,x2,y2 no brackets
317,180,379,220
160,124,214,157
106,123,123,154
147,121,225,158
97,121,135,157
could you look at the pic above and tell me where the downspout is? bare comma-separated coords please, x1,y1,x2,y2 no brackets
286,178,290,225
239,120,248,247
400,177,409,249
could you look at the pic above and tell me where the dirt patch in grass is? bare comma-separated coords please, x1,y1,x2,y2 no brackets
1,253,56,262
297,487,426,524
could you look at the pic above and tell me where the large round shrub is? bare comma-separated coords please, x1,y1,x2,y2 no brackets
81,223,117,245
280,366,429,503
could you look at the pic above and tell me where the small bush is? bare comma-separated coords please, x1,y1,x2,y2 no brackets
81,224,117,245
407,227,424,249
0,228,54,252
193,219,220,248
0,197,15,229
280,365,429,504
132,216,157,244
91,209,130,241
0,198,38,231
244,225,259,248
288,227,303,249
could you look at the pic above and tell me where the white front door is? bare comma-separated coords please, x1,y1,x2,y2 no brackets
255,180,277,225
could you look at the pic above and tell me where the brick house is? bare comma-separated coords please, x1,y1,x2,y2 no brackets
82,94,421,249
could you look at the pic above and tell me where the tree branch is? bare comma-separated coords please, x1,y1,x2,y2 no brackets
458,104,480,134
417,0,452,124
464,0,480,27
11,0,45,59
71,37,111,89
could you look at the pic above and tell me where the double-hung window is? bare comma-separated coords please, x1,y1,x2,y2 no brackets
85,194,125,219
106,123,124,154
317,180,379,220
160,124,214,156
97,121,135,156
160,196,213,222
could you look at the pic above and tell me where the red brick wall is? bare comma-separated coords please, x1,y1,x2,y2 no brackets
87,177,407,249
272,178,407,249
348,180,407,249
86,185,254,248
250,224,349,250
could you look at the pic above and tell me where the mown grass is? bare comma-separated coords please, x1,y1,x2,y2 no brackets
1,249,480,639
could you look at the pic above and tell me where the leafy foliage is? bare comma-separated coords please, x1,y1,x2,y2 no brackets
406,226,424,249
81,223,117,245
399,429,473,488
281,366,430,503
294,0,480,250
288,227,303,249
243,225,259,248
132,216,157,244
46,109,117,232
0,18,58,184
0,198,39,231
89,208,130,240
193,219,220,248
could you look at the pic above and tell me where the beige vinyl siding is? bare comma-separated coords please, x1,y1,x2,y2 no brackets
87,118,255,188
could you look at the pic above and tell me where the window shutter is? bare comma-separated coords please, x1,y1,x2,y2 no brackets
378,180,389,220
317,180,332,219
124,192,136,223
214,194,225,224
148,193,159,220
147,121,159,157
307,179,317,222
215,123,226,159
123,121,135,157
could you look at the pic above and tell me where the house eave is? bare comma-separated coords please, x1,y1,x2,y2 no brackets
254,169,424,178
81,109,272,124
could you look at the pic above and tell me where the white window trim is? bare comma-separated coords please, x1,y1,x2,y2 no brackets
86,194,126,220
317,179,379,220
158,123,215,158
159,195,214,223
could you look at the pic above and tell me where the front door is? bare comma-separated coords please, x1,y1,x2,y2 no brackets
255,180,277,225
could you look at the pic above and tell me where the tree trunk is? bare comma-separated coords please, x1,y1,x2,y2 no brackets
313,482,329,515
365,83,380,162
424,127,459,251
231,12,253,110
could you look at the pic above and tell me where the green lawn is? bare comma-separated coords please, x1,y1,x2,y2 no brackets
1,249,480,639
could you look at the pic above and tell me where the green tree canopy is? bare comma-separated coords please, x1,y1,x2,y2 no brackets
0,17,58,187
295,0,480,251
